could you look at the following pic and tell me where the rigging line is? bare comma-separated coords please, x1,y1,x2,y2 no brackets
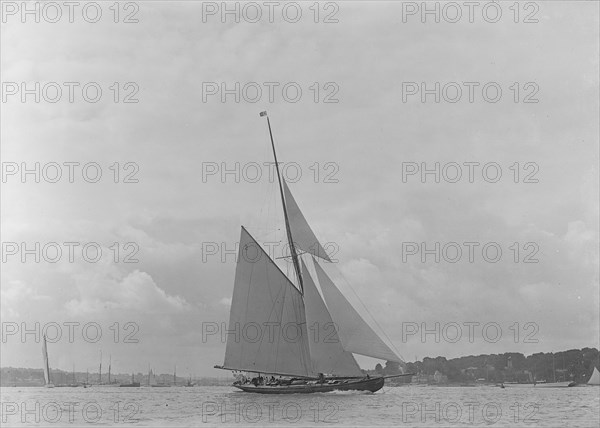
276,249,309,260
263,113,304,294
291,287,311,376
255,132,275,233
256,197,277,243
273,275,288,374
323,259,406,363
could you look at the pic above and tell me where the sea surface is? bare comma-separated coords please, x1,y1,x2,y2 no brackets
1,384,599,427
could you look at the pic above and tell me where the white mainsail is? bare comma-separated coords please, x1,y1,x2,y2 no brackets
41,335,52,385
313,258,403,363
301,259,363,377
282,179,332,262
223,226,315,377
588,367,600,385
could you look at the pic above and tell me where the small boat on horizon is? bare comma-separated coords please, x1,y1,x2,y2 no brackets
587,366,600,385
499,353,578,388
120,373,141,387
41,335,54,388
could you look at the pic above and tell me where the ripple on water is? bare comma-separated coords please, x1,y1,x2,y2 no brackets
1,385,599,427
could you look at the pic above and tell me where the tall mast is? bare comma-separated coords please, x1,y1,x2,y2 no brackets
43,334,51,385
261,111,304,293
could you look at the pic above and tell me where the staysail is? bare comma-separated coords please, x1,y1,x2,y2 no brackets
222,226,315,377
41,335,51,385
588,367,600,385
282,180,332,262
301,259,363,377
313,258,403,363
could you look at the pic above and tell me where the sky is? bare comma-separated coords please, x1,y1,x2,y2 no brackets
1,1,598,378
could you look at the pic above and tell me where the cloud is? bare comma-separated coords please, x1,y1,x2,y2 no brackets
64,269,189,316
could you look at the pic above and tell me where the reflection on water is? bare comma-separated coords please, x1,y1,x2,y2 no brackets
1,385,599,427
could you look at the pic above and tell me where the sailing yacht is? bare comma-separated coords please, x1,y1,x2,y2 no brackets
215,112,410,393
150,368,170,387
41,335,54,388
67,364,80,387
587,367,600,385
501,354,576,388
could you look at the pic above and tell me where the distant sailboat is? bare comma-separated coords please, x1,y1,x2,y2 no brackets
533,354,576,387
214,112,411,393
68,363,80,387
588,367,600,385
501,354,575,388
150,368,169,387
98,351,102,385
146,367,156,387
120,373,140,387
531,380,574,388
41,335,54,388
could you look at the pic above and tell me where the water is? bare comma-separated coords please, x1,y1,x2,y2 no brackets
2,385,599,427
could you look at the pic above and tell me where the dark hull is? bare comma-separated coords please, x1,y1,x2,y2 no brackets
234,377,384,394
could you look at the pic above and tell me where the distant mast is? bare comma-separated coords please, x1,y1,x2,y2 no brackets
99,351,102,385
41,334,52,386
260,111,304,293
108,355,112,384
